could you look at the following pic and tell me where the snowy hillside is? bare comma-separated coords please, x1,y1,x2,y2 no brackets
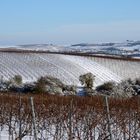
0,52,140,87
0,53,121,86
69,40,140,57
89,57,140,80
1,40,140,58
2,40,138,58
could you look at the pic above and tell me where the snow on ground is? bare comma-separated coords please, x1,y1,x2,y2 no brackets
0,135,34,140
0,52,124,86
119,45,140,51
89,57,140,80
0,52,139,87
1,40,140,58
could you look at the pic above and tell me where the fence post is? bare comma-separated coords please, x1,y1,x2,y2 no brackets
68,99,73,140
30,97,38,140
104,96,113,140
19,93,22,140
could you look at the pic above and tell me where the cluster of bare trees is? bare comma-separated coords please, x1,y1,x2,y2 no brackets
0,93,140,139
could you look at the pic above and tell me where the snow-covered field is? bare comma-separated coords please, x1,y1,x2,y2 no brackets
1,40,140,58
0,52,140,86
88,57,140,80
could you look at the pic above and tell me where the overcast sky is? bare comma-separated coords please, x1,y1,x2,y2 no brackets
0,0,140,45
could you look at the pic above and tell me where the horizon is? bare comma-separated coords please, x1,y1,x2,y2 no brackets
0,39,139,47
0,0,140,45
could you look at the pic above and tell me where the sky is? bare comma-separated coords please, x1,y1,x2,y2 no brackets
0,0,140,45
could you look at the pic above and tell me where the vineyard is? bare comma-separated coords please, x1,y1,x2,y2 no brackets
0,52,140,139
0,93,140,139
0,52,140,87
88,56,140,80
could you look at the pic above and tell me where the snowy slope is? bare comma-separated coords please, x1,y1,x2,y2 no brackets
1,40,140,58
90,57,140,80
0,53,124,86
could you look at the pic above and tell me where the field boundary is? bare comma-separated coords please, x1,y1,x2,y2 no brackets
0,48,140,62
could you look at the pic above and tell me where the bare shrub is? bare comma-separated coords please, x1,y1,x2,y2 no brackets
79,72,95,89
